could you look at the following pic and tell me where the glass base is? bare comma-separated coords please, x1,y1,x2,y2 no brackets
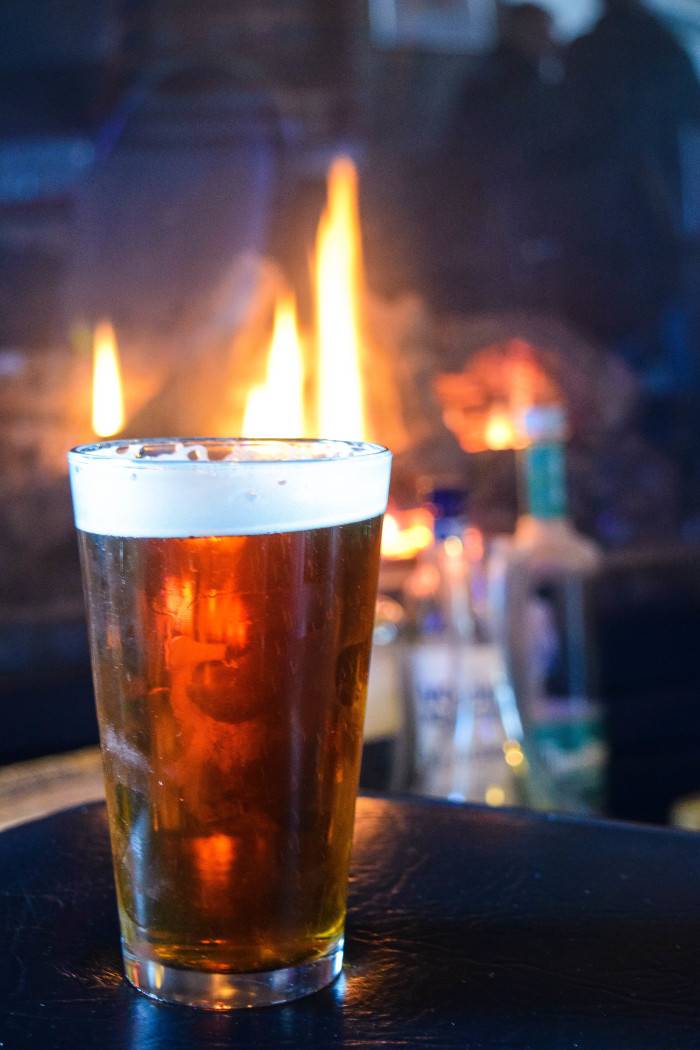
122,939,344,1010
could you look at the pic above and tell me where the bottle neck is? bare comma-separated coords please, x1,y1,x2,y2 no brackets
521,440,568,520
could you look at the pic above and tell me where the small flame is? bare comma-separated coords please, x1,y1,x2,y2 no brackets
316,156,365,440
484,405,517,451
91,320,124,438
242,293,306,438
381,509,434,561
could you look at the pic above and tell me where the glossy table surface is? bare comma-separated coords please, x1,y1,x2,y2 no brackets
2,796,700,1049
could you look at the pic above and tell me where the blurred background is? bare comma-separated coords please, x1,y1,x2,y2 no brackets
2,0,700,828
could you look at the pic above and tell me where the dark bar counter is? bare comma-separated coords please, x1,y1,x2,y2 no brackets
2,795,700,1049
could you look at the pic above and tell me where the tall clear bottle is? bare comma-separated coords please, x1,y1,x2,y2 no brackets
495,406,606,812
405,488,527,806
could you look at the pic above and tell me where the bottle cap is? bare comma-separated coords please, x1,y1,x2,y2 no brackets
523,404,567,443
427,486,469,522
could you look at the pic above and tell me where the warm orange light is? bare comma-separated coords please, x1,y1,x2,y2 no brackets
192,833,237,904
193,832,236,871
505,746,525,769
238,157,371,443
316,156,366,440
381,509,434,561
484,405,517,451
91,320,124,437
242,293,306,438
485,785,506,807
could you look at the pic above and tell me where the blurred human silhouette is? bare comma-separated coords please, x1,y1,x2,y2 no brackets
454,4,557,156
437,4,562,312
555,0,700,529
560,0,700,360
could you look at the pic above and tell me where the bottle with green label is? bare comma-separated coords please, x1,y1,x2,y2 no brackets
496,406,607,813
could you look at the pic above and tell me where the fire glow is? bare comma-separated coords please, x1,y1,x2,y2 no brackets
241,293,307,438
435,341,555,453
484,405,518,451
240,156,433,562
381,509,433,561
242,156,366,442
316,156,365,441
91,320,124,438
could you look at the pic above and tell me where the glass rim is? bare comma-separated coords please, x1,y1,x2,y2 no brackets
68,437,391,468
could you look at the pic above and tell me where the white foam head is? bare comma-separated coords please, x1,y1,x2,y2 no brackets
68,438,392,537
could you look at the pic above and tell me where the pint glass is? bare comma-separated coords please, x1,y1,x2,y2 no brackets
68,438,391,1009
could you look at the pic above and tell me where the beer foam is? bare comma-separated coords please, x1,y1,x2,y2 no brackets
68,439,392,537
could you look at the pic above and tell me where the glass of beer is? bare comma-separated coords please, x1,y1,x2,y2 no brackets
68,438,391,1009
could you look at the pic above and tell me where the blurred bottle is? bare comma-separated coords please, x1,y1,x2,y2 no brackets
492,405,607,812
404,486,527,806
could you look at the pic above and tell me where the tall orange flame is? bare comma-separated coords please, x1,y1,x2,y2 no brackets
242,293,306,438
315,156,366,440
91,320,124,437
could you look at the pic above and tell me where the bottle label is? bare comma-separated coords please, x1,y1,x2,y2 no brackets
409,641,516,801
522,580,606,810
524,442,567,519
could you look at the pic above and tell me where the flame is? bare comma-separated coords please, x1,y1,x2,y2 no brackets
91,320,124,437
239,157,369,444
484,405,517,451
242,293,306,438
316,156,366,440
381,509,433,561
485,785,506,807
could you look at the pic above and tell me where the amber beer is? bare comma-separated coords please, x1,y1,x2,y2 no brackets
68,439,391,1009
